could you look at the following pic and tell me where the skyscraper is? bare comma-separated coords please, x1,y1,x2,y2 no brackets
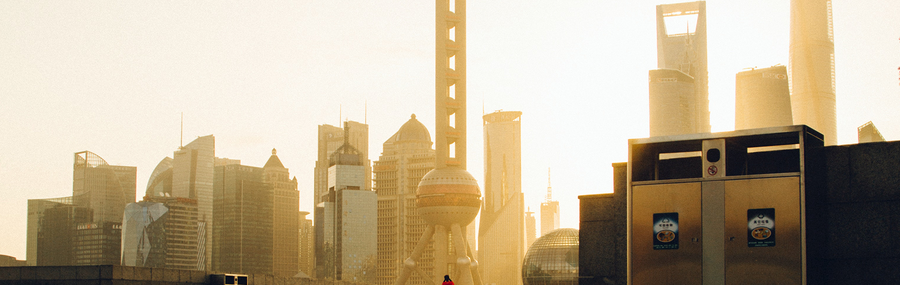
315,121,369,207
263,149,300,277
735,65,793,130
213,162,274,274
858,121,886,143
649,1,709,136
26,196,71,266
525,208,536,248
145,135,216,270
790,0,837,145
648,69,699,137
479,110,524,285
540,170,559,236
373,115,435,285
35,203,92,266
315,125,376,282
73,221,122,265
72,151,136,225
121,197,200,270
335,189,377,283
172,135,215,270
315,192,336,280
298,211,314,277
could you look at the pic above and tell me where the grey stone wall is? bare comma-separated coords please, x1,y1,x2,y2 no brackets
578,162,627,285
809,141,900,284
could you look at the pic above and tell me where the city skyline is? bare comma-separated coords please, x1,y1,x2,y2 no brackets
2,0,899,260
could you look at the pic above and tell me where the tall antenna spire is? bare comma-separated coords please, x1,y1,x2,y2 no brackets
180,112,184,148
546,167,552,201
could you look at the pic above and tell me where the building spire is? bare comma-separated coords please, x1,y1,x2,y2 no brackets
546,167,553,201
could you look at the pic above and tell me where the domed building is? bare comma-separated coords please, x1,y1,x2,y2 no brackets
373,114,437,285
522,228,579,285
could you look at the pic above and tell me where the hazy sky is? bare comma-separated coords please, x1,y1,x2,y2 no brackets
1,1,898,260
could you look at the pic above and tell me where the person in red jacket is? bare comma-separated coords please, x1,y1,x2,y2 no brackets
442,275,454,285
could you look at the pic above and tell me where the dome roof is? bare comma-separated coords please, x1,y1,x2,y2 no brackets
522,228,579,285
387,114,432,143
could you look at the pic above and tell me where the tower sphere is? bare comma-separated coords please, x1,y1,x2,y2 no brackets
416,167,482,226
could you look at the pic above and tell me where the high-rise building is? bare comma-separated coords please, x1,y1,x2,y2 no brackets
525,208,536,248
335,189,377,283
26,196,72,266
649,1,709,136
72,151,136,225
315,121,369,207
315,122,377,282
145,157,173,198
735,65,793,130
858,121,886,143
213,162,274,274
540,170,559,236
373,115,435,285
315,193,336,280
146,135,216,270
649,69,700,136
540,201,560,237
790,0,837,145
172,135,215,270
299,211,314,278
263,149,300,277
35,203,92,266
479,110,525,285
121,197,200,270
73,222,122,265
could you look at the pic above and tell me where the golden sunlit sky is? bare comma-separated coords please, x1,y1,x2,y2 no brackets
1,0,898,259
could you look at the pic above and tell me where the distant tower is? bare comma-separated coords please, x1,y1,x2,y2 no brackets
525,208,536,249
858,121,886,143
172,135,215,270
735,65,793,130
72,151,136,225
26,196,72,266
315,121,369,207
264,149,300,277
121,197,199,270
649,1,709,136
374,115,435,285
790,0,837,145
317,122,377,283
395,0,483,284
479,110,524,285
298,211,314,278
540,169,559,236
213,163,270,274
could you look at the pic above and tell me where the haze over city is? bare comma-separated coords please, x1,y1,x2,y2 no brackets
1,0,898,265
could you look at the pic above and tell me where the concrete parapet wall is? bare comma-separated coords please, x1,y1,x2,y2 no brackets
0,265,381,285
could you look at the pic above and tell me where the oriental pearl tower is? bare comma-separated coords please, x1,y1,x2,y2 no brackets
394,0,483,285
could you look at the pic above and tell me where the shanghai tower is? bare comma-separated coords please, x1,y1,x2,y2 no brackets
789,0,836,145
